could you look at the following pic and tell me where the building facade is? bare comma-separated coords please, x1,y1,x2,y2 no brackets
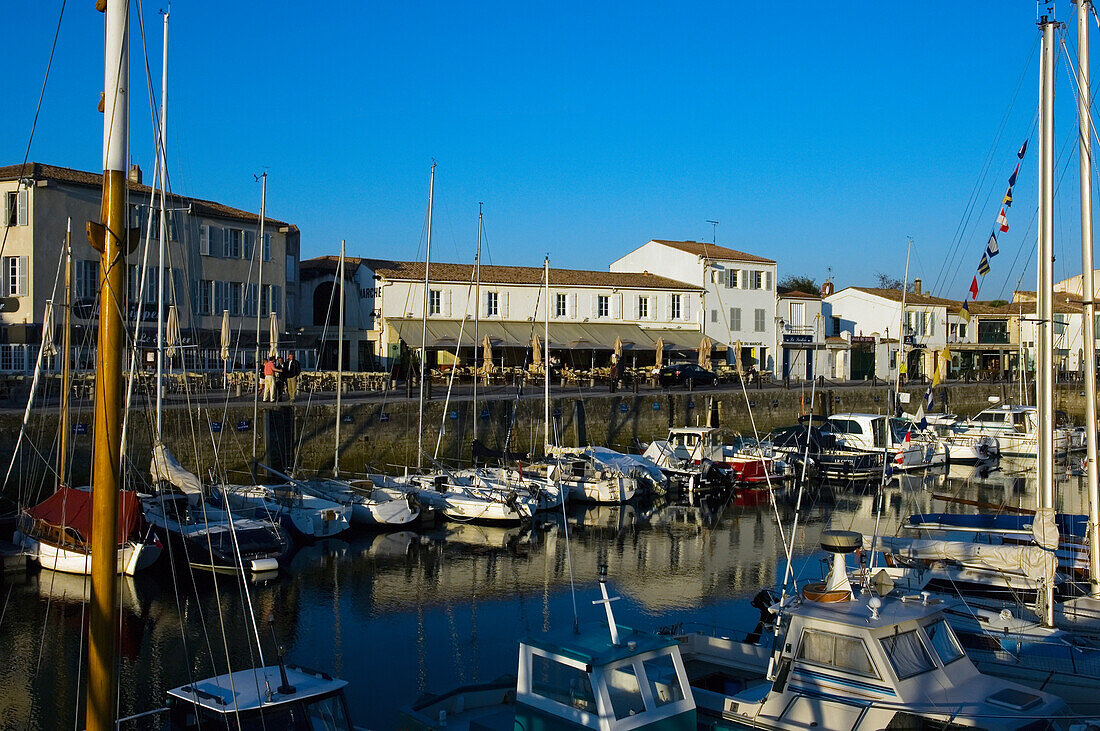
610,240,778,372
0,163,299,371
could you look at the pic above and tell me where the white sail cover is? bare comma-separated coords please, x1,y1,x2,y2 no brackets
867,535,1057,582
584,446,666,486
150,442,203,505
1032,506,1060,550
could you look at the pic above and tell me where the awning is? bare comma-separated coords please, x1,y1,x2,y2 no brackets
386,318,689,351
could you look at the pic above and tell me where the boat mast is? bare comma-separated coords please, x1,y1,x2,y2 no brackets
472,203,482,443
544,255,550,454
1077,0,1100,596
1037,13,1057,628
58,219,72,486
417,162,435,470
335,239,345,477
86,0,128,727
251,172,267,462
155,9,169,439
897,237,912,400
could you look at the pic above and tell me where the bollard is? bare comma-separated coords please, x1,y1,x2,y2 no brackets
235,382,242,398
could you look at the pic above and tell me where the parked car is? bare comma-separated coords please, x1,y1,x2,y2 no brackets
658,363,718,388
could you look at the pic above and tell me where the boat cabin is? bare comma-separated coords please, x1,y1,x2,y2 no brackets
822,413,889,450
166,664,354,730
966,404,1037,434
662,427,727,463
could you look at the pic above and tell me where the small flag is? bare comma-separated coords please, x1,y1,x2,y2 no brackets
959,302,971,322
1008,163,1020,187
1018,139,1029,159
896,428,911,465
997,208,1009,232
1003,186,1013,207
969,277,979,300
941,345,951,363
925,386,935,411
978,253,991,276
986,232,999,257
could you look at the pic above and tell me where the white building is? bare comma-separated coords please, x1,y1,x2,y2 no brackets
0,162,299,372
298,256,704,371
776,288,824,382
610,239,778,373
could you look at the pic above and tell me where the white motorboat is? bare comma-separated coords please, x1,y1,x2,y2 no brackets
541,447,646,503
824,413,947,471
407,472,536,523
951,404,1078,459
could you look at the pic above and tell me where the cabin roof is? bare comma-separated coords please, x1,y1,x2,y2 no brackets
166,665,347,713
792,593,946,630
524,623,678,667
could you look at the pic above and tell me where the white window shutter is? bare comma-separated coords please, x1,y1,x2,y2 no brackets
443,288,452,317
766,271,773,290
668,294,675,320
199,224,210,255
16,190,28,226
611,293,621,320
569,293,577,318
501,291,509,318
16,256,27,295
591,294,598,318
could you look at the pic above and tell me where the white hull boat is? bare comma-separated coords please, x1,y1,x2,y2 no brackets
16,530,160,576
220,483,353,539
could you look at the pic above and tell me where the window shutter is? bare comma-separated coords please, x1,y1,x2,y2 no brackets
611,293,621,320
569,293,577,318
443,288,452,317
16,190,28,226
501,291,509,318
668,294,675,320
16,256,27,295
199,224,211,255
765,271,772,290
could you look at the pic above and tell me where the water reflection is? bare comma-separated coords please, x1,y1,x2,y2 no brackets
0,459,1090,729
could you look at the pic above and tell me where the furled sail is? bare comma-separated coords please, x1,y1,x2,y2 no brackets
150,442,203,505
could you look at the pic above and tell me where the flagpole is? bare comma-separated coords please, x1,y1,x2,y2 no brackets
1077,0,1100,596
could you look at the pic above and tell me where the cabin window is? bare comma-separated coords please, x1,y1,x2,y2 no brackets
924,619,964,664
605,663,646,720
797,629,877,677
827,419,862,435
881,629,936,679
642,655,685,707
530,653,597,713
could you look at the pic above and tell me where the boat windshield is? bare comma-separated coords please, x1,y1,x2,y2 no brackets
880,629,936,679
923,619,964,664
169,692,353,730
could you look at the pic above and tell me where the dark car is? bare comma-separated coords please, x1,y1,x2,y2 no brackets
658,363,718,388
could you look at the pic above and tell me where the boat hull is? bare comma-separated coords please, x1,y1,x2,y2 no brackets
15,531,161,576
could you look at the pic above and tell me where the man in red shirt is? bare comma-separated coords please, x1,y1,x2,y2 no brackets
262,356,277,402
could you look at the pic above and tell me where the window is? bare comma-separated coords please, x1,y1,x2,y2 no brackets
730,307,741,331
727,269,739,289
286,255,297,283
228,282,242,316
880,629,936,679
754,308,766,332
751,271,763,290
199,224,211,255
711,309,718,323
223,228,242,258
924,619,964,664
555,293,567,318
486,291,499,317
4,190,28,226
194,280,212,315
429,289,441,315
243,283,258,317
643,655,685,708
529,653,596,713
212,281,229,315
605,664,645,720
242,230,255,260
597,295,609,318
797,629,877,677
977,319,1009,344
266,284,281,316
789,302,805,327
262,232,271,262
890,349,898,369
670,294,681,320
637,296,648,319
75,261,98,300
1054,314,1067,335
958,323,966,339
4,256,27,296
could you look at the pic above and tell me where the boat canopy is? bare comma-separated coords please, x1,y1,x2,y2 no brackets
584,446,666,485
25,485,142,544
868,535,1058,582
906,508,1077,545
150,442,203,505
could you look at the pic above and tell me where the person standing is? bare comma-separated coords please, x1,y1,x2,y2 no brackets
274,356,286,402
285,352,301,402
262,356,277,402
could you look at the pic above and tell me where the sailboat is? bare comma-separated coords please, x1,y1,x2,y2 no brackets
13,233,160,576
80,8,359,731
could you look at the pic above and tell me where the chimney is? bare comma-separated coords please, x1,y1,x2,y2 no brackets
821,281,834,297
913,278,922,295
128,164,142,185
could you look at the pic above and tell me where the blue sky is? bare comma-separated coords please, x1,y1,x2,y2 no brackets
3,2,1091,299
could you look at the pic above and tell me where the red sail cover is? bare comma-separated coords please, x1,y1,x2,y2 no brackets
24,486,142,545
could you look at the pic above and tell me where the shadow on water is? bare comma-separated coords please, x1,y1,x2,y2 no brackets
0,458,1089,729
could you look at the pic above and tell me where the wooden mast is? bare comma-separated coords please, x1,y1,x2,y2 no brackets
85,0,128,727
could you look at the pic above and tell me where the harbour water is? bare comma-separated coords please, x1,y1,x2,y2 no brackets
0,457,1086,730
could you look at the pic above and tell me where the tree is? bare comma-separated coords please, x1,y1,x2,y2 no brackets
779,275,819,294
874,272,913,291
